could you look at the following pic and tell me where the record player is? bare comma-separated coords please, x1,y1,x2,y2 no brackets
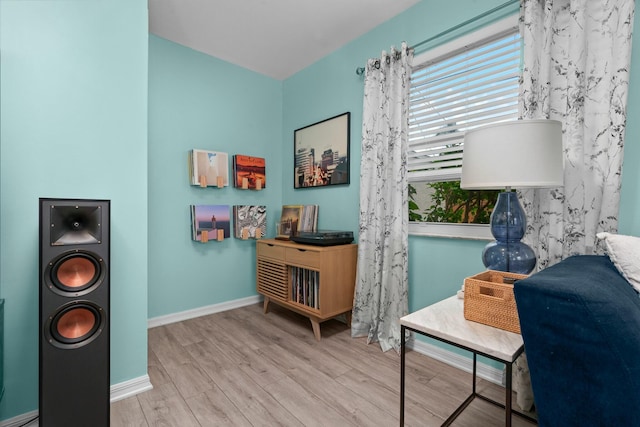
290,230,354,246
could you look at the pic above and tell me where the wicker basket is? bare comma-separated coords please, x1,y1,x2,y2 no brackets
463,270,528,334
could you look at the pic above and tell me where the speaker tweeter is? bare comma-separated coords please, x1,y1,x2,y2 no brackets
49,204,102,246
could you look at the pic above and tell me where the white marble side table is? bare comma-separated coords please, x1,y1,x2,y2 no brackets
399,296,537,426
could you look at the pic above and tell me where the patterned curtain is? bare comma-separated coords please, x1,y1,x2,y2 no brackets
519,0,635,269
514,0,635,412
351,43,412,353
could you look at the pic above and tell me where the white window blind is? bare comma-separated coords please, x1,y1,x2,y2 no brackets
408,21,522,183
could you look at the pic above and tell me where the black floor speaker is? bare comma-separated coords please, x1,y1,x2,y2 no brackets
39,198,110,427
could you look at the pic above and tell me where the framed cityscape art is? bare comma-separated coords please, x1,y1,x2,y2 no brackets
293,112,350,189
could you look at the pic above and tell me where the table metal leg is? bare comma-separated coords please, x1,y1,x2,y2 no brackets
400,325,406,426
472,352,477,395
505,362,513,427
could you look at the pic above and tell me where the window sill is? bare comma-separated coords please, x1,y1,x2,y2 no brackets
409,222,493,241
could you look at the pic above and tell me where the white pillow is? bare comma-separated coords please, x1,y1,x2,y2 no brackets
597,232,640,294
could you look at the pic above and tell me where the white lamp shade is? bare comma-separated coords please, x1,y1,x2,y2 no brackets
460,119,564,189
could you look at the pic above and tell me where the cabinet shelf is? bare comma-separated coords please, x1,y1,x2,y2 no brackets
256,239,357,340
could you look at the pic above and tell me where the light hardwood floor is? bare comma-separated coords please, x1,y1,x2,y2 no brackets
111,303,537,426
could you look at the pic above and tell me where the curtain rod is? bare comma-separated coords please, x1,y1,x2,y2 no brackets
355,0,519,76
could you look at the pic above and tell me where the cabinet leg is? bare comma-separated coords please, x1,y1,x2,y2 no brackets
310,318,321,341
345,311,352,327
263,297,270,314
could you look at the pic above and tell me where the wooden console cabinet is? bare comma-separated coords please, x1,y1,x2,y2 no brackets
256,239,357,340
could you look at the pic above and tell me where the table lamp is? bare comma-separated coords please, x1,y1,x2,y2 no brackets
460,119,563,274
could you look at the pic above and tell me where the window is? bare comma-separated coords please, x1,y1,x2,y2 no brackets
408,15,522,239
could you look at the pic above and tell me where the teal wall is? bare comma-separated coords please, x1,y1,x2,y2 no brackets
0,0,148,420
147,0,640,325
620,15,640,238
147,36,283,318
145,0,505,331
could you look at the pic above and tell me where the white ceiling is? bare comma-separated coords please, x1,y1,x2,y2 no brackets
148,0,421,80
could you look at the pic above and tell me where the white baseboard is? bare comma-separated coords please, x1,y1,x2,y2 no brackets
408,337,505,386
0,410,39,427
110,374,153,402
147,295,262,328
1,375,153,427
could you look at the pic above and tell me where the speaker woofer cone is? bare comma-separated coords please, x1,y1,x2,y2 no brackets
56,255,96,288
46,251,105,296
46,301,105,349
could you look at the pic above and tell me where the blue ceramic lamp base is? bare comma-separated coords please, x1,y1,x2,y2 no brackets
482,241,536,274
483,191,536,275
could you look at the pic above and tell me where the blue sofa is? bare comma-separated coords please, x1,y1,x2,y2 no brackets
514,255,640,427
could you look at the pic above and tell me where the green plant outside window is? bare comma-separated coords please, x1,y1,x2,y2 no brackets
409,181,499,224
